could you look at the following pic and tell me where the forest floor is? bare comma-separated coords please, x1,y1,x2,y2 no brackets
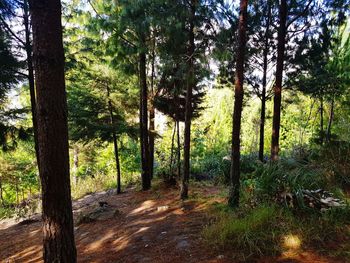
0,181,347,263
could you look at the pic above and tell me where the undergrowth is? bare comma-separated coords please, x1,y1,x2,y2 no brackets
203,201,350,260
202,145,350,260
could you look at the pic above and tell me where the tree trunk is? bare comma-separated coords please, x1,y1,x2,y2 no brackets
271,0,287,161
326,98,334,143
72,146,79,186
16,183,19,205
176,120,181,179
258,2,271,162
149,34,156,179
320,96,324,145
0,180,3,206
139,35,151,190
23,0,40,170
169,122,176,175
181,0,196,200
29,0,77,261
113,134,121,194
228,0,248,208
228,0,249,207
106,84,122,194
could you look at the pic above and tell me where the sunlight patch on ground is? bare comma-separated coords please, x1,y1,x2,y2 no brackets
9,245,41,262
135,226,150,234
29,229,40,237
129,200,156,215
129,215,167,227
283,234,302,250
86,230,115,251
112,235,130,251
172,209,185,215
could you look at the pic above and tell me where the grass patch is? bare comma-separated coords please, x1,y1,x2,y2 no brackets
203,204,288,260
203,201,350,260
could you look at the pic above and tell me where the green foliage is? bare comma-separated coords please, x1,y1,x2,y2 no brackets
0,27,21,99
203,200,350,259
203,204,285,259
254,159,325,201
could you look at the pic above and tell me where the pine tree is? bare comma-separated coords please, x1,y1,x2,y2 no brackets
228,0,248,208
29,0,77,260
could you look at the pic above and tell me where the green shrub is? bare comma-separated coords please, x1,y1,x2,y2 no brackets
253,159,325,202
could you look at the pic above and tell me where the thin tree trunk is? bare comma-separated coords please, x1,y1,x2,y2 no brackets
72,146,79,186
29,0,77,261
139,35,151,190
259,2,271,162
271,0,287,161
149,34,156,179
177,120,181,179
320,96,324,145
0,180,3,206
228,0,249,208
106,84,122,194
326,98,334,143
113,134,121,194
181,0,196,200
16,183,19,205
169,123,176,175
23,0,40,170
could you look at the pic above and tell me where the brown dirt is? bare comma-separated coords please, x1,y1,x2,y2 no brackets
0,183,347,263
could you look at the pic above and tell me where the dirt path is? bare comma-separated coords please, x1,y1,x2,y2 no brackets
0,183,346,263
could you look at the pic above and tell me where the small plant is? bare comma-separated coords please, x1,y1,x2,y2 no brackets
203,204,289,260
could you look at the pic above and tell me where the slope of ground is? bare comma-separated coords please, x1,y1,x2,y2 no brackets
0,182,347,263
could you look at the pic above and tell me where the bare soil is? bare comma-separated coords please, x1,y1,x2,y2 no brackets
0,182,347,263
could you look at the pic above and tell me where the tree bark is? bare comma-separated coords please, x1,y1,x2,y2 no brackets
176,120,181,179
112,134,121,194
149,34,156,179
0,180,3,206
16,183,19,205
228,0,248,208
271,0,287,161
169,122,176,175
326,98,334,143
258,2,271,162
181,0,196,200
23,0,40,170
72,146,79,186
320,96,324,145
29,0,77,261
139,35,151,190
106,84,122,194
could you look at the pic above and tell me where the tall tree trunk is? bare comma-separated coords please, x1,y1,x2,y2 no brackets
29,0,77,261
16,183,19,205
106,84,122,194
181,0,196,200
177,120,181,179
112,134,121,194
72,146,79,186
23,0,40,170
271,0,287,161
326,98,334,143
169,122,176,175
320,96,324,145
149,34,156,179
228,0,248,208
258,2,271,162
139,35,151,190
0,180,3,206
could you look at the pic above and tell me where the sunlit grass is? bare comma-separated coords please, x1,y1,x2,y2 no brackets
71,172,140,200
